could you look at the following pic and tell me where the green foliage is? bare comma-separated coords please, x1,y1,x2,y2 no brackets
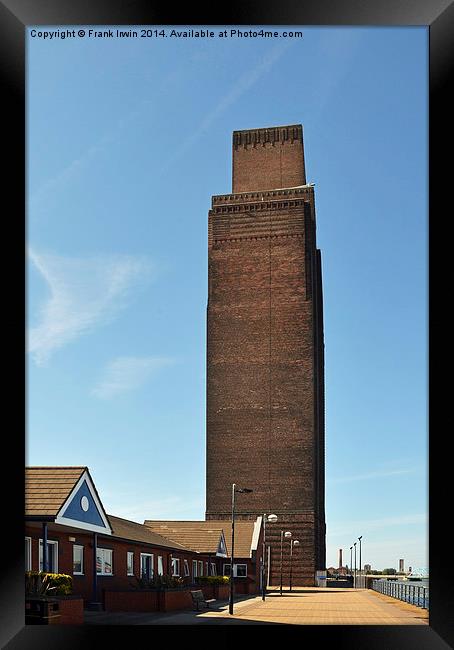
382,568,397,575
25,572,73,596
133,574,187,590
195,575,230,586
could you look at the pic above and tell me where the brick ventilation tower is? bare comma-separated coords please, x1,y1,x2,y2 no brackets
205,125,326,586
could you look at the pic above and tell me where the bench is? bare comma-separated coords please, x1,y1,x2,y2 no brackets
190,589,216,611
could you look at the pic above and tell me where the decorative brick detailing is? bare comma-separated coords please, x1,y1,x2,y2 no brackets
233,125,303,149
232,124,306,193
206,126,325,586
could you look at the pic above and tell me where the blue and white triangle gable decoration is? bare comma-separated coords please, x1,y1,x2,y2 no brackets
56,470,112,535
61,480,104,526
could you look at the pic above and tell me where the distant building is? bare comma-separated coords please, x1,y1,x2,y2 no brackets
399,558,405,572
364,564,371,573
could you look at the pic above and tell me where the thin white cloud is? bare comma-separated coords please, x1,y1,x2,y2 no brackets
28,248,153,365
158,39,294,175
29,100,154,214
91,356,175,400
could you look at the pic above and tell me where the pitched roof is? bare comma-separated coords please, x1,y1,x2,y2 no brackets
143,520,258,557
210,520,258,558
107,515,191,552
143,521,226,555
25,467,86,517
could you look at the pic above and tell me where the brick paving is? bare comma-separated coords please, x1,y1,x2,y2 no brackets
84,588,429,625
211,588,430,625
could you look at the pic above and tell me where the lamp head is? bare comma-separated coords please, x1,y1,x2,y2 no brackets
236,487,253,493
267,514,278,523
284,531,292,538
293,540,300,546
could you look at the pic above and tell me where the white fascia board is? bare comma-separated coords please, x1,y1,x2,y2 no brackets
251,516,262,555
55,469,112,535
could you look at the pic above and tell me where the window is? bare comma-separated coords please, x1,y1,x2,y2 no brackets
25,537,32,572
157,556,164,576
211,563,217,576
183,559,190,577
140,553,153,580
198,560,203,577
171,558,180,576
39,539,58,573
127,551,134,576
96,548,113,575
235,564,247,577
192,560,198,578
223,563,247,577
73,545,84,575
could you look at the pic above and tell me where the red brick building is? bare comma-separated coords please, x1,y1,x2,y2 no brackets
206,125,326,586
25,467,222,607
144,519,263,594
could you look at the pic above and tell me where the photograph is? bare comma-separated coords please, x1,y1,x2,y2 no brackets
21,20,433,634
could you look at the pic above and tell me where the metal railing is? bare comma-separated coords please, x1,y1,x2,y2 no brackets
372,579,429,609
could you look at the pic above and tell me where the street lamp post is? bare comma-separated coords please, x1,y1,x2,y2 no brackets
262,513,278,601
354,541,357,589
358,536,362,588
229,483,253,615
289,539,299,592
280,531,292,596
350,546,353,582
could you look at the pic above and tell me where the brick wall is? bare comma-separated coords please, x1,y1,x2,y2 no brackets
57,597,84,624
232,125,306,193
25,526,213,603
206,126,325,586
104,589,159,612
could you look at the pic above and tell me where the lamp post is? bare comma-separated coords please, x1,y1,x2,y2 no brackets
280,531,292,596
354,542,357,588
229,483,253,615
358,536,362,588
289,539,299,592
350,546,353,582
262,513,278,601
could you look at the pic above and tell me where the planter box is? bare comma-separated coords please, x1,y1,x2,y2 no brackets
56,597,84,624
104,588,194,613
104,589,159,612
215,584,230,599
25,597,84,625
159,589,193,612
25,598,61,625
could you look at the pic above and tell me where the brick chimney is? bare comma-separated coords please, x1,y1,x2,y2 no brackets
232,124,306,193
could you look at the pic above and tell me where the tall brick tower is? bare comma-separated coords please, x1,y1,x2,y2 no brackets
205,124,325,586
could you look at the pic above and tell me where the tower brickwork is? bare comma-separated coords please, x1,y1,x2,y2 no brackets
205,125,325,585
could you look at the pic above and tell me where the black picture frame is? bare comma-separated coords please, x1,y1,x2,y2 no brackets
2,0,452,647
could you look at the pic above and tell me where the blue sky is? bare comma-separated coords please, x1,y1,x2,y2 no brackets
27,26,428,571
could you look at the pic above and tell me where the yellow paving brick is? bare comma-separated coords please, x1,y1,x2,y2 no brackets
202,588,429,625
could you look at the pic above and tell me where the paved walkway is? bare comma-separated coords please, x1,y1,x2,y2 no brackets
84,588,429,625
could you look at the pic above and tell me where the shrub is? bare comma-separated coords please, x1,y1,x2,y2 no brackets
132,574,186,590
196,576,230,586
26,572,73,596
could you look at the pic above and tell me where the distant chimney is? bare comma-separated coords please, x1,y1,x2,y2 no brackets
339,549,343,568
